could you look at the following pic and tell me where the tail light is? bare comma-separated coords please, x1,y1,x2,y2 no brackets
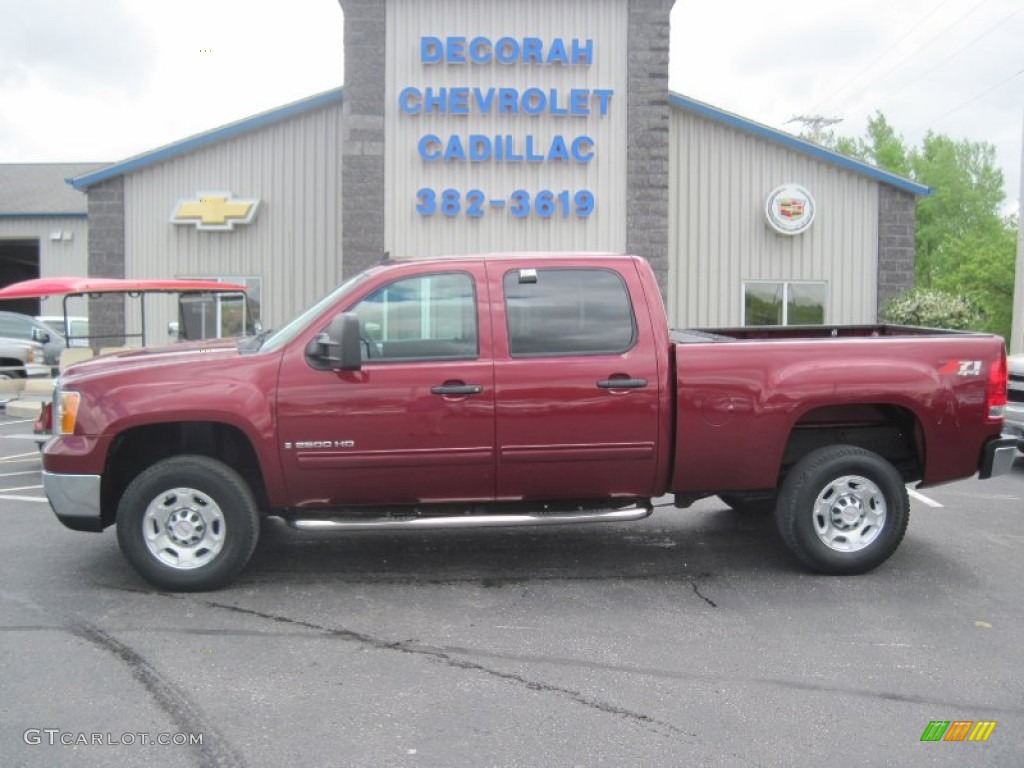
986,351,1007,421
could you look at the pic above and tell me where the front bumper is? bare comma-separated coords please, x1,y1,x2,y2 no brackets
979,437,1019,480
42,471,103,532
25,363,52,379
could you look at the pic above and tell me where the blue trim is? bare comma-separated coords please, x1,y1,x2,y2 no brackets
69,87,344,190
668,92,932,197
0,212,88,219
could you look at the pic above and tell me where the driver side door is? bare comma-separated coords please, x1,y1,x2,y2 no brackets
276,264,495,507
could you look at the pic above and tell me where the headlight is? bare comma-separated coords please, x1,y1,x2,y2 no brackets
56,390,81,435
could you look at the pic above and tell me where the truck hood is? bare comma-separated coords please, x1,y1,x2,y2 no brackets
59,338,241,383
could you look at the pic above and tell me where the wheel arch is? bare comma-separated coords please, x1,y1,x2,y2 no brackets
101,421,269,529
0,357,26,378
777,402,924,489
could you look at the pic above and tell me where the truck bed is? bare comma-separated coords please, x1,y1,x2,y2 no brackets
669,326,1006,495
670,324,982,343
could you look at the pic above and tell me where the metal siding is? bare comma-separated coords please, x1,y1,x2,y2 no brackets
123,102,344,342
669,109,879,328
385,0,627,258
0,217,90,316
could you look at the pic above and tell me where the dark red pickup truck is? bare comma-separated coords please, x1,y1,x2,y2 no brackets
42,254,1016,590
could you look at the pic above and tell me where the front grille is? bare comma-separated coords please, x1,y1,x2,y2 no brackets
1009,389,1024,403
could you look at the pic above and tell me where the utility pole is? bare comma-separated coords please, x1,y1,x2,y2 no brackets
786,115,843,144
1013,112,1023,354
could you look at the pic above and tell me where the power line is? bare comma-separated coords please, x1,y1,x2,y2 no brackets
912,66,1024,132
824,0,995,114
812,0,955,113
873,5,1023,112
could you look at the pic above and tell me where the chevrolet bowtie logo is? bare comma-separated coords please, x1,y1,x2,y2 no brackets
171,192,260,231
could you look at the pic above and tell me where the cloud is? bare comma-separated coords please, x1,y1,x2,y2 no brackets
0,0,154,92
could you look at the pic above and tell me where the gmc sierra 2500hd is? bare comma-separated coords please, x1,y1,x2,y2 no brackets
41,254,1017,590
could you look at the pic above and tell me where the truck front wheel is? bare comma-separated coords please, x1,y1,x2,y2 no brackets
116,456,260,591
775,445,909,575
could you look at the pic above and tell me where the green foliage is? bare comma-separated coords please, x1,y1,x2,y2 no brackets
882,289,983,330
818,111,1017,341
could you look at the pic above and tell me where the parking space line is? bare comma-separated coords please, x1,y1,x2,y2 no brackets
0,454,41,464
0,495,47,503
908,488,943,508
0,419,37,426
0,485,43,492
0,470,42,479
0,451,40,460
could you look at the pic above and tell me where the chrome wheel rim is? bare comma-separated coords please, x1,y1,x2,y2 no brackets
142,487,226,569
812,475,886,552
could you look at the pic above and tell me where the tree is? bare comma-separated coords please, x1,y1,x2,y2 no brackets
817,113,1017,341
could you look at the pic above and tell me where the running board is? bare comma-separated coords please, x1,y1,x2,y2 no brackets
286,503,652,532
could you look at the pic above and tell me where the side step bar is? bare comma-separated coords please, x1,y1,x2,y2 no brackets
286,503,652,532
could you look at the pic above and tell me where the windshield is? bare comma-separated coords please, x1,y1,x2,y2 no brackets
250,270,376,354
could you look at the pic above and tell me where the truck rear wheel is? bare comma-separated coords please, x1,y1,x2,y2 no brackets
775,445,908,575
116,456,260,591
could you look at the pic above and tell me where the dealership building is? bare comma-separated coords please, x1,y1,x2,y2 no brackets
1,0,929,344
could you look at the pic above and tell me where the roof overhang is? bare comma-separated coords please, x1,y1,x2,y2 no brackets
668,92,932,197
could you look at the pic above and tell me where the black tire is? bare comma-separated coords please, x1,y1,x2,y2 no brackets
719,492,777,514
775,445,908,575
116,456,260,591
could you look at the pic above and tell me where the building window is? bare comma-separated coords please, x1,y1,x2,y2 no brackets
743,281,826,326
178,275,262,339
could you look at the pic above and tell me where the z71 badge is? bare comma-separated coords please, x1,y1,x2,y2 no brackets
939,360,982,377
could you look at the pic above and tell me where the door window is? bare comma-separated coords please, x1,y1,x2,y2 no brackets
352,272,478,361
503,268,636,356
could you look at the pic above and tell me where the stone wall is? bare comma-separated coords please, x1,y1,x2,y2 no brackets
338,0,387,279
626,0,673,296
876,185,916,319
86,176,125,346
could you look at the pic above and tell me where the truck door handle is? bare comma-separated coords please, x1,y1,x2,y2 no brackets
596,378,648,389
430,384,483,396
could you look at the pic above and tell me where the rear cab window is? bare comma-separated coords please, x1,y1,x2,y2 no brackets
502,268,636,356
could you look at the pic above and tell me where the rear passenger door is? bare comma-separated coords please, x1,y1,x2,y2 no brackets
488,262,661,501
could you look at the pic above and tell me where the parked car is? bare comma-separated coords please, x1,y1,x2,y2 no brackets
0,311,65,367
1005,352,1024,451
36,315,90,348
0,335,50,379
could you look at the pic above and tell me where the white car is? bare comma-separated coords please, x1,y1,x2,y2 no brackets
36,315,90,347
1005,353,1024,452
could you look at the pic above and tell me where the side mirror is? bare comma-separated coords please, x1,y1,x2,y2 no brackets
306,312,362,371
33,328,51,344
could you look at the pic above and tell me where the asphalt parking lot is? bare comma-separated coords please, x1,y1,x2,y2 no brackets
1,413,1022,768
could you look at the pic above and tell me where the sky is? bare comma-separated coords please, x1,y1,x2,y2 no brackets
0,0,1021,214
